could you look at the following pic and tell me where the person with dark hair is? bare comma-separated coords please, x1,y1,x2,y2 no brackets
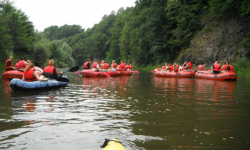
5,56,14,71
17,57,26,69
220,62,228,72
22,60,47,81
227,62,234,72
43,60,63,79
83,59,91,69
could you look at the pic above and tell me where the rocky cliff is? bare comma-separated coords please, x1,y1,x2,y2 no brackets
178,18,250,67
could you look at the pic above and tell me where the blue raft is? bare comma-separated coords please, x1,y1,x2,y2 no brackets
10,76,69,91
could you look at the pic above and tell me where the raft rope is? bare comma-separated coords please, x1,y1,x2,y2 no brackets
100,138,122,148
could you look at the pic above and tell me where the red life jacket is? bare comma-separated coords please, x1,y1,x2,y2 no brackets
15,62,19,69
5,59,13,70
221,65,228,71
175,65,179,72
102,63,108,69
187,62,192,69
125,65,128,69
92,62,98,69
44,66,56,74
24,68,36,82
213,64,221,72
18,60,26,69
127,64,132,69
162,66,166,69
119,63,125,69
169,65,174,71
112,63,117,68
198,65,203,71
84,62,89,69
228,65,234,72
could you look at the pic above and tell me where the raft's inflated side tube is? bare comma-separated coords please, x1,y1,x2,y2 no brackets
10,76,69,91
195,72,237,80
100,139,126,150
82,70,107,77
2,70,24,79
154,71,195,78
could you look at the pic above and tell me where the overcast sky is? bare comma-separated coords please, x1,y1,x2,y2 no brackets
12,0,136,31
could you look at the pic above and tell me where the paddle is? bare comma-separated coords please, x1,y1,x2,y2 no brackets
65,66,79,72
104,72,111,77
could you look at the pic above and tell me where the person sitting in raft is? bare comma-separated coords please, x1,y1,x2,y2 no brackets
83,59,91,69
220,62,228,72
92,60,100,71
5,56,14,71
25,60,31,67
184,60,192,71
198,63,206,71
43,60,63,79
227,62,234,72
173,63,179,72
119,61,126,70
127,63,133,71
110,60,117,71
17,57,26,69
161,63,168,71
15,59,20,69
22,60,47,81
168,63,174,72
101,61,109,72
212,61,221,74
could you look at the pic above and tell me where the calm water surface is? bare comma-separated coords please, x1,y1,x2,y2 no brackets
0,71,250,150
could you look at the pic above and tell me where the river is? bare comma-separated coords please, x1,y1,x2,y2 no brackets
0,71,250,149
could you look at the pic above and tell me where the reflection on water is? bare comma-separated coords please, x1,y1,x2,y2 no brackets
0,72,250,149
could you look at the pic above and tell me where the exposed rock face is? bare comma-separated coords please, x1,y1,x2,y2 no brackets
178,18,250,66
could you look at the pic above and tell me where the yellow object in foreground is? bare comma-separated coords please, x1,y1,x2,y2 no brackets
102,138,126,150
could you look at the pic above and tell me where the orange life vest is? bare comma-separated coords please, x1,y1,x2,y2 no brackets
213,64,221,72
84,62,89,69
169,65,174,72
18,60,26,69
228,65,234,72
112,63,117,68
5,59,13,70
119,63,125,69
220,65,228,71
44,66,56,74
92,62,98,69
15,62,19,69
102,63,108,69
24,68,36,82
187,62,192,69
198,65,203,71
175,65,179,72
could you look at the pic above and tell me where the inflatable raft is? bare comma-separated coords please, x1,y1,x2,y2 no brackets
105,71,122,77
82,70,107,77
195,71,237,80
2,70,23,79
10,76,69,91
2,66,43,80
121,71,132,76
154,70,195,78
100,139,125,150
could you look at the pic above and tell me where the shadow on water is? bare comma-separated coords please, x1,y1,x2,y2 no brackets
0,71,250,149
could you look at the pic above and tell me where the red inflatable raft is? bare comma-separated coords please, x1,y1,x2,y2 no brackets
154,70,195,78
195,71,237,80
105,71,122,77
2,66,43,80
82,70,108,77
121,71,132,76
2,70,23,79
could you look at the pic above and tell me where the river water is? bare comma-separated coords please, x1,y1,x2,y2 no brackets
0,71,250,150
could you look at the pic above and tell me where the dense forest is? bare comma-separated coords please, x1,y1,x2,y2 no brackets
0,0,250,71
